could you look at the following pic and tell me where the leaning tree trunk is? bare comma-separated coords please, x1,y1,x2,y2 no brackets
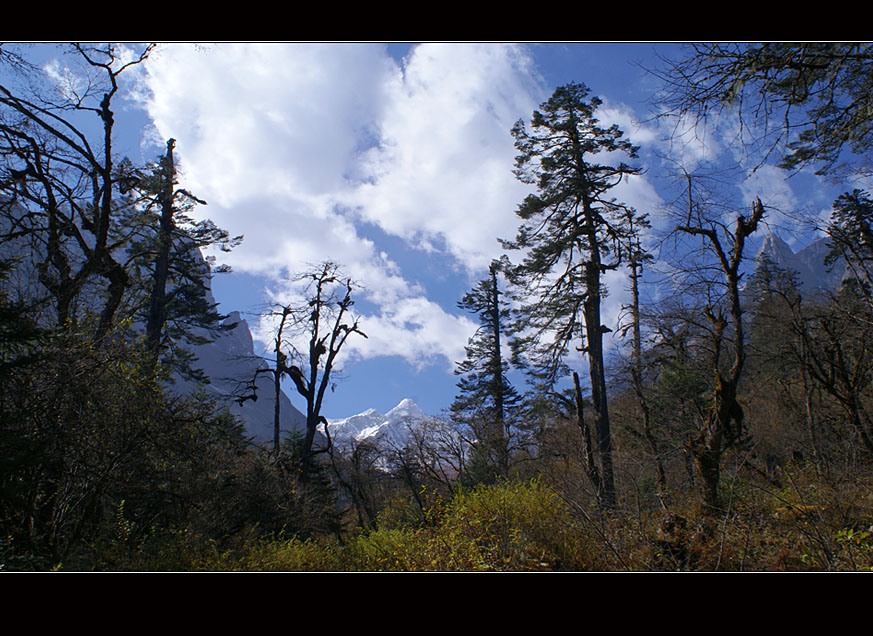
573,371,604,500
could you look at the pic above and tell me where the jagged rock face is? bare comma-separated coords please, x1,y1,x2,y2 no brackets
176,310,307,445
755,233,844,293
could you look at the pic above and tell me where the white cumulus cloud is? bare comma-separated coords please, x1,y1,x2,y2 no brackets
138,42,544,368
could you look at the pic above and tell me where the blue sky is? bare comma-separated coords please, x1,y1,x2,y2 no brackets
19,42,856,420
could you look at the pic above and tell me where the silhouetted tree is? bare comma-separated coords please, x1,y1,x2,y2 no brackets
503,82,641,509
451,258,520,476
653,43,873,177
0,43,155,338
272,262,367,482
124,138,242,377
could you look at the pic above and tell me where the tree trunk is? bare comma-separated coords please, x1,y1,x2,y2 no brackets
680,197,764,511
574,371,603,500
584,260,616,510
693,375,742,511
629,253,666,498
487,262,509,474
145,139,176,364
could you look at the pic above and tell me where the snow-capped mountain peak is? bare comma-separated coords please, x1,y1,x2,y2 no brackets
386,398,427,420
325,398,432,449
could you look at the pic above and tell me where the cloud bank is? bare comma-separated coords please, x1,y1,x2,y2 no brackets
139,42,664,371
139,43,552,367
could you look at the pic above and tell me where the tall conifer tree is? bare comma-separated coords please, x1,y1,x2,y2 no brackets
123,139,242,379
503,82,641,509
451,258,519,475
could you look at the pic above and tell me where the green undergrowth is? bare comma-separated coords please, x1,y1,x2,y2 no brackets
195,479,596,571
12,467,872,572
199,468,873,572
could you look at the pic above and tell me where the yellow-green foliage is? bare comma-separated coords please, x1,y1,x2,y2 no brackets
345,527,480,571
201,536,342,572
438,479,593,570
345,479,594,571
105,464,873,572
199,479,595,571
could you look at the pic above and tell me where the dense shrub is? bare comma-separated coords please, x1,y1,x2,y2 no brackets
0,325,340,571
197,479,596,571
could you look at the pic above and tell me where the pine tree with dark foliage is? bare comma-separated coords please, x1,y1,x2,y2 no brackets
502,82,641,509
122,139,242,379
451,258,520,478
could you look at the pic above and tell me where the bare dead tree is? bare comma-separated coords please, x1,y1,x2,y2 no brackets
676,196,765,510
269,262,367,482
0,44,155,339
617,207,667,502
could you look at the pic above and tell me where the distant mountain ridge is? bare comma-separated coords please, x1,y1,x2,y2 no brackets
754,233,844,293
323,398,432,449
